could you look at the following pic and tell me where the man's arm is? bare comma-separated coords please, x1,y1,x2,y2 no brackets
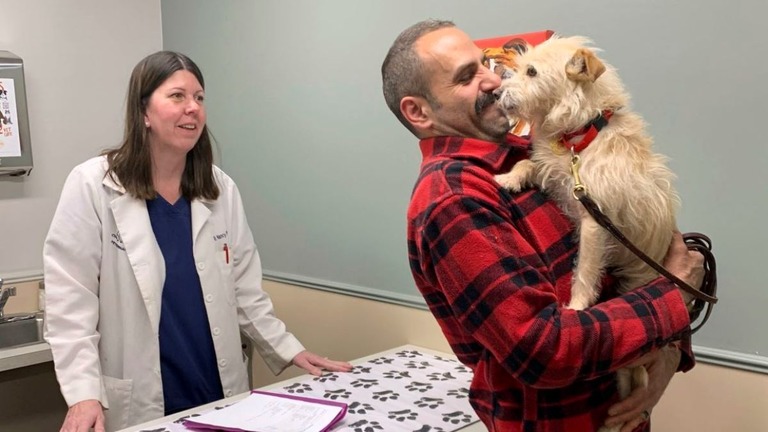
416,190,693,388
602,232,702,430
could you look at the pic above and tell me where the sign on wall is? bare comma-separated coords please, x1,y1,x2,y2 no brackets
0,78,21,157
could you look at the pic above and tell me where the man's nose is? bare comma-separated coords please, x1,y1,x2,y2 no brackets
479,66,501,92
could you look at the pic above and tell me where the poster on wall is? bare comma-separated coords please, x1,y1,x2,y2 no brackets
0,78,22,157
475,30,555,138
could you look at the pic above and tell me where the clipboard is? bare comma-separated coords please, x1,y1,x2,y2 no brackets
183,390,347,432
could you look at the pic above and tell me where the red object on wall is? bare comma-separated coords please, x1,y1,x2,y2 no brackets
474,30,554,49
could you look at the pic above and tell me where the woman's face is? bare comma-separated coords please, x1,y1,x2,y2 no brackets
144,70,206,158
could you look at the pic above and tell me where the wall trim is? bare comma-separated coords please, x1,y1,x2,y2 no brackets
16,268,767,375
692,345,768,375
263,270,427,309
2,270,44,284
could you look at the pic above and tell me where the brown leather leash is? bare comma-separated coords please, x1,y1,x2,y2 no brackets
569,154,718,334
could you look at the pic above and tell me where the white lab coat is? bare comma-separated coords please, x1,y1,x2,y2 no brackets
43,156,305,431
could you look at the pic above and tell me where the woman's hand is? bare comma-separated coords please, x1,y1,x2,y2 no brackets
59,399,104,432
291,350,353,376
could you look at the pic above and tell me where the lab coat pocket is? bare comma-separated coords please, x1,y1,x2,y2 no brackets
219,256,237,306
102,375,133,431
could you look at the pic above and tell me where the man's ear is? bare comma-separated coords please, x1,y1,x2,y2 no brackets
400,96,433,132
566,48,605,83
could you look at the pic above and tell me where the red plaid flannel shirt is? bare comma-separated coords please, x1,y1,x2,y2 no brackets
407,136,694,432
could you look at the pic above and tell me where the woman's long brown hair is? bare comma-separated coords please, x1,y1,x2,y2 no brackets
104,51,219,201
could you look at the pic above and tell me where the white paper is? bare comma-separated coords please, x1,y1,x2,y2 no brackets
188,392,343,432
0,78,22,157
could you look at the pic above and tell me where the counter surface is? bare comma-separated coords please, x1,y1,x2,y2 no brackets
0,341,52,372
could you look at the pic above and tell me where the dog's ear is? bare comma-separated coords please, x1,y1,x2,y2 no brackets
503,38,529,55
566,48,605,83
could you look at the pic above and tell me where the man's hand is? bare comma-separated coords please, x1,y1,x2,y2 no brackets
59,399,105,432
292,350,353,376
604,345,681,431
663,231,705,305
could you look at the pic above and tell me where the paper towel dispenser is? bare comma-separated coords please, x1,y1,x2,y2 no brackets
0,51,33,177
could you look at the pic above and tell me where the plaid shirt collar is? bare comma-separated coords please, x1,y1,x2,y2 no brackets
418,134,531,175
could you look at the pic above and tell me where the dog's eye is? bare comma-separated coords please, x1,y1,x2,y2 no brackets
526,66,537,77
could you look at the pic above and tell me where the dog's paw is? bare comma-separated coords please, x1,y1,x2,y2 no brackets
565,287,593,311
564,299,590,311
494,173,527,192
495,160,537,192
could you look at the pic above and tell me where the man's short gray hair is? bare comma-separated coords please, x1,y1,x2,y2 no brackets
381,19,455,135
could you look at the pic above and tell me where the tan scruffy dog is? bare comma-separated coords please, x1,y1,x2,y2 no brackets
494,36,680,431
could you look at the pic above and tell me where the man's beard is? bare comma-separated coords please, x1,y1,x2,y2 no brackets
475,92,496,115
475,92,513,140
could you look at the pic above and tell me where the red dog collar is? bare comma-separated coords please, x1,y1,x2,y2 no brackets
559,110,614,153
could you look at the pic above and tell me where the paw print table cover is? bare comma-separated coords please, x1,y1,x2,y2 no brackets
138,347,479,432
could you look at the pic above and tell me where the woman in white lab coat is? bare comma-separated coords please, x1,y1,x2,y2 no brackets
43,51,352,432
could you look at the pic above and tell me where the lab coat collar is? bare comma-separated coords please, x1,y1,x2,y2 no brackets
100,156,215,333
100,157,126,194
99,157,216,206
102,157,214,334
110,193,165,334
108,194,213,334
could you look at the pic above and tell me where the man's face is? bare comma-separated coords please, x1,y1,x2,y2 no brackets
415,27,511,142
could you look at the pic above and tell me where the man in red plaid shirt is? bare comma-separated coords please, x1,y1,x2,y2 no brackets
381,20,704,432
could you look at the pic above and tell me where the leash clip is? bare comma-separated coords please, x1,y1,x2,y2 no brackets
570,147,587,200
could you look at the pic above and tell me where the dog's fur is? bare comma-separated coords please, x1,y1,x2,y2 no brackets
493,36,680,431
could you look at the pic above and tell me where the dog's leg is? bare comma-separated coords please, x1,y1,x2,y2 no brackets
494,159,537,192
567,215,609,310
597,424,621,432
618,361,649,404
618,367,632,401
597,366,649,432
631,365,649,395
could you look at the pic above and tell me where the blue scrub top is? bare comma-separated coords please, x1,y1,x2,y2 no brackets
147,195,224,415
